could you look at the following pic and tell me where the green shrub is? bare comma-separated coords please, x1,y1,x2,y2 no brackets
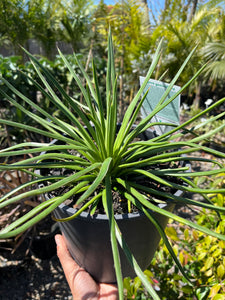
0,54,107,146
124,171,225,299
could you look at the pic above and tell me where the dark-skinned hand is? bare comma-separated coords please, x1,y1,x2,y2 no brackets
55,234,118,300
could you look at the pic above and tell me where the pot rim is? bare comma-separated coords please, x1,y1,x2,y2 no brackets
56,201,175,221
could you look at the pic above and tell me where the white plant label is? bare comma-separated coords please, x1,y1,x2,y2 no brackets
139,77,181,135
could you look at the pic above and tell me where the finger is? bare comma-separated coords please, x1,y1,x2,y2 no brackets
55,234,79,274
99,283,118,300
55,234,83,296
55,234,99,299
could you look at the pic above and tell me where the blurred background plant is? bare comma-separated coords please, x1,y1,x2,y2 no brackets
123,168,225,299
0,52,107,147
1,0,225,111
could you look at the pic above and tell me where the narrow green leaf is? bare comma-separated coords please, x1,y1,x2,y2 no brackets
0,163,101,208
0,176,63,204
118,180,225,242
151,97,225,143
22,48,93,131
92,59,105,130
102,174,124,300
121,64,206,150
132,168,225,194
56,157,113,223
0,118,83,147
0,181,88,238
114,39,163,154
115,221,161,300
151,168,225,178
53,191,103,222
75,157,112,206
123,190,192,285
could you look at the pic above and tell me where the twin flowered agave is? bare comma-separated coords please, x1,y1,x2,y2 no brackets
0,30,225,299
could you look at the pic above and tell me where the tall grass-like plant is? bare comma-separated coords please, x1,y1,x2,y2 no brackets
0,30,225,299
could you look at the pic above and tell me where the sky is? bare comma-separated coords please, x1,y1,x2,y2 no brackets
94,0,115,4
100,0,115,4
95,0,164,5
94,0,165,17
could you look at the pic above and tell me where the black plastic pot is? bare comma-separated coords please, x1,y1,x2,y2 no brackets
54,201,176,283
38,127,189,283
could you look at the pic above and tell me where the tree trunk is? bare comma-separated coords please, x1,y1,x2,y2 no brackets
188,0,198,22
192,82,201,110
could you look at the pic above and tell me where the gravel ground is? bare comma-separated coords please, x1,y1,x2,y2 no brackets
0,236,72,300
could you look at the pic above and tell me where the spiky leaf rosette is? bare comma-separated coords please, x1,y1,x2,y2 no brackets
0,30,225,299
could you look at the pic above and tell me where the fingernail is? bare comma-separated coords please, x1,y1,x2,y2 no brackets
55,234,61,246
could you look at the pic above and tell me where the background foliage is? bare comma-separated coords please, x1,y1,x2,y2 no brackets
0,0,225,108
124,169,225,299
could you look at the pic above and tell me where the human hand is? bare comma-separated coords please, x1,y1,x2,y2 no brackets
55,234,118,300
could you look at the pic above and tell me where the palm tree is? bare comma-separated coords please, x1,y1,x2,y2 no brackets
29,0,63,59
59,0,92,52
151,1,222,109
202,11,225,81
203,43,225,81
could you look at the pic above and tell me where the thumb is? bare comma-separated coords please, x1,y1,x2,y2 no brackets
55,234,79,274
55,234,99,299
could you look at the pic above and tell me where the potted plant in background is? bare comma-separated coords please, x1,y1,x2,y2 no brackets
0,30,225,299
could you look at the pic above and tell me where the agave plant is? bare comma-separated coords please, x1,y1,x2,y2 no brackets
0,30,225,299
